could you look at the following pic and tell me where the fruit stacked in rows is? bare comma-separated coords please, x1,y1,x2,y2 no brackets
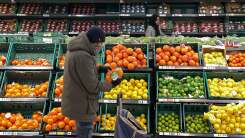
0,20,16,32
121,4,145,14
208,78,245,98
185,114,210,133
0,4,15,14
19,20,42,32
227,52,245,67
204,52,226,66
200,22,224,33
44,5,67,14
174,21,198,33
46,19,67,32
70,4,95,15
97,21,120,33
43,107,76,132
122,20,145,34
0,55,6,66
101,113,147,131
19,4,42,15
70,21,93,32
199,3,223,14
204,103,245,134
156,44,199,66
5,81,49,97
157,113,180,132
226,3,245,13
0,112,42,130
11,58,50,66
228,21,245,31
104,79,148,99
54,76,64,97
158,5,170,14
158,75,204,98
59,55,65,68
105,44,147,70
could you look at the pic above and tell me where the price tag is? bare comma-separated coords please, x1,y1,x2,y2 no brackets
138,100,143,104
49,132,56,135
159,132,163,135
104,100,109,103
214,134,228,137
43,14,50,17
166,99,174,102
0,98,7,101
57,132,65,135
164,66,175,69
159,99,164,102
211,14,219,16
142,100,148,104
17,14,26,16
13,132,17,135
173,14,183,17
43,32,52,37
199,14,205,16
146,14,152,17
67,132,72,135
206,66,216,70
43,38,52,43
120,14,130,16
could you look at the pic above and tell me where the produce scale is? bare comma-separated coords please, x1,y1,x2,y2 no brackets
0,0,244,138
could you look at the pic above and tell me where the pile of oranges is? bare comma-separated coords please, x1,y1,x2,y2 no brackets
105,44,147,70
156,44,199,66
5,81,49,97
0,111,42,130
11,58,50,66
228,52,245,67
54,76,64,97
59,55,65,69
43,107,76,132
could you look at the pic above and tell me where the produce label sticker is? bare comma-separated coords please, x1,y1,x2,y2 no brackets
43,38,52,43
214,134,228,137
43,14,50,17
57,132,65,135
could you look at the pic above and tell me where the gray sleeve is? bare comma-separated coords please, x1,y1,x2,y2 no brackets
75,53,112,95
145,26,156,37
159,27,165,36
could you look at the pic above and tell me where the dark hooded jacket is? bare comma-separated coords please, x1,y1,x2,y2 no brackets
61,32,112,121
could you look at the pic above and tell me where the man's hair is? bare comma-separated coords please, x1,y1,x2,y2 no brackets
86,26,106,43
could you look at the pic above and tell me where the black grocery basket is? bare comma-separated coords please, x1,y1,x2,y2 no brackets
114,93,150,138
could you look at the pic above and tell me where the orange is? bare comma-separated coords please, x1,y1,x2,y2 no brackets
64,117,70,125
170,56,177,62
117,53,123,59
114,56,120,63
52,123,58,130
127,56,134,63
112,48,119,54
175,46,181,52
137,54,144,60
117,60,123,67
162,45,170,51
162,55,169,62
169,47,175,54
141,59,147,65
58,121,65,129
69,120,76,127
127,63,135,70
159,60,166,66
181,55,188,62
64,125,71,131
116,69,124,77
106,55,113,63
106,50,112,55
167,61,174,66
110,62,117,69
193,53,199,62
55,88,61,96
43,116,49,123
57,113,64,120
132,52,138,57
127,48,133,55
174,62,180,66
135,48,142,54
180,47,188,55
122,52,128,58
45,124,52,132
156,55,161,62
164,51,171,57
123,59,129,67
156,48,162,54
47,118,54,125
173,52,180,58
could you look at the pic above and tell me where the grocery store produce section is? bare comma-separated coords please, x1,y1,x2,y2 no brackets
0,0,244,138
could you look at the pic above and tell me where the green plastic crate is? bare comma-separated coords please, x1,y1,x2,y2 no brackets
0,43,11,66
183,104,211,133
154,43,201,67
0,101,46,132
0,71,52,98
56,44,67,69
100,73,151,100
51,72,63,100
205,71,245,100
103,44,149,68
156,103,183,133
98,104,150,133
8,35,33,43
0,35,7,42
7,43,56,67
156,71,206,99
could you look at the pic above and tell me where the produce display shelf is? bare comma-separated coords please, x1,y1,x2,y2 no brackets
0,97,48,102
157,132,245,137
98,99,150,104
158,98,244,103
157,66,245,71
0,131,41,136
3,66,53,70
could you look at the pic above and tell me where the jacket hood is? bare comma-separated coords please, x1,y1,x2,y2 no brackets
67,32,96,56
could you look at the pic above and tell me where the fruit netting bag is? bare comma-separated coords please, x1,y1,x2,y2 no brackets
114,109,150,138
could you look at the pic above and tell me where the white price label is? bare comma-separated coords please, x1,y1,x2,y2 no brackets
146,14,152,17
43,14,50,17
120,14,130,16
211,14,219,16
173,14,183,17
49,132,56,135
67,132,72,135
160,14,166,17
17,14,26,16
142,100,148,104
43,33,52,37
206,66,216,70
57,132,65,135
214,134,228,137
43,38,52,43
0,98,7,101
199,14,205,16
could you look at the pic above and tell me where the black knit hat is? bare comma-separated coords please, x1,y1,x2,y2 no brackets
86,26,105,43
